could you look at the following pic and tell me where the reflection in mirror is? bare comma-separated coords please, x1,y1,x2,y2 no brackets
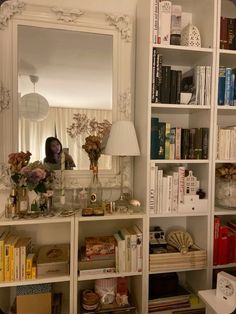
18,25,113,170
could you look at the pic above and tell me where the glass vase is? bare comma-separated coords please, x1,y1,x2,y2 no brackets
17,186,29,214
215,177,236,209
87,165,102,207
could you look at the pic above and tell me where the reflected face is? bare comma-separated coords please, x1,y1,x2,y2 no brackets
50,140,61,154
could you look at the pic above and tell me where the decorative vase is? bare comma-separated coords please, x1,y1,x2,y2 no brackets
87,165,102,207
181,24,201,47
215,177,236,209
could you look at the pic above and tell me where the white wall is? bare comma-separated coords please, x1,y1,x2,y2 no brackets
24,0,137,16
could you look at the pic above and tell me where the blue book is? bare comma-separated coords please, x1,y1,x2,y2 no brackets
218,66,225,106
150,117,159,159
230,73,235,106
224,67,232,106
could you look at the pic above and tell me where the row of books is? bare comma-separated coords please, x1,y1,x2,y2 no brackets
152,1,182,45
213,217,236,265
218,67,236,106
217,126,236,160
82,226,143,274
0,231,33,282
220,17,236,50
151,117,209,160
149,164,201,214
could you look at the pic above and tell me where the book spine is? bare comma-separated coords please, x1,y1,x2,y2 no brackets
155,53,160,103
218,66,226,105
157,122,166,159
175,127,181,160
220,17,228,49
181,129,190,159
20,246,26,280
172,172,179,212
224,67,232,106
153,0,160,44
130,234,137,272
0,240,4,282
227,18,235,50
165,123,171,159
170,70,177,104
213,216,220,265
195,66,200,105
189,128,196,159
160,66,171,103
4,244,10,282
170,5,182,45
150,117,159,159
159,1,171,45
167,175,173,213
149,162,156,214
14,247,20,281
218,226,229,265
158,54,163,101
176,70,182,104
194,128,203,159
157,169,163,213
151,48,157,103
230,73,235,106
178,166,185,204
202,128,209,159
162,177,168,213
26,255,33,280
199,66,206,106
169,127,176,159
133,227,142,272
205,66,212,106
10,244,15,281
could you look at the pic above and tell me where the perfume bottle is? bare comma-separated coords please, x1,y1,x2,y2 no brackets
18,187,29,214
9,187,17,215
87,166,102,207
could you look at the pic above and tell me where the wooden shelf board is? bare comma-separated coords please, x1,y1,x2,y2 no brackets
78,271,142,281
77,212,145,222
150,159,209,164
151,104,211,109
150,212,209,218
215,160,236,163
217,105,236,110
0,275,70,288
0,214,73,226
153,44,213,53
213,263,236,269
219,49,236,55
149,267,207,274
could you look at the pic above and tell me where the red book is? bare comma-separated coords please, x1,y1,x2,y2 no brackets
228,221,236,262
220,17,229,49
213,216,220,265
218,226,229,265
227,227,236,263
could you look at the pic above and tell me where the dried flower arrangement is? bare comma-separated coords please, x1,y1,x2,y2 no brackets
216,164,236,181
67,113,111,169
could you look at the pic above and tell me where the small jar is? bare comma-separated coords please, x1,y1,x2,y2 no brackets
81,290,99,311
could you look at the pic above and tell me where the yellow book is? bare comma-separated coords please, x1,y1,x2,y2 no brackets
26,253,35,280
0,231,10,282
10,236,19,281
31,264,37,279
4,234,17,282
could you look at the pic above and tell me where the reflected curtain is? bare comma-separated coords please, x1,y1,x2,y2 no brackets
19,107,112,170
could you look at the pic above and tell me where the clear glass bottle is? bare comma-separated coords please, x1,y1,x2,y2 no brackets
9,187,17,215
18,187,29,214
87,166,102,207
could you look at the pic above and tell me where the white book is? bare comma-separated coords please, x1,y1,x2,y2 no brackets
154,165,158,213
127,227,137,272
133,225,142,272
199,66,206,106
157,169,163,213
159,1,172,45
205,66,211,106
225,129,231,160
162,177,168,213
195,66,200,105
172,172,179,212
149,162,156,214
114,233,126,273
166,175,173,213
153,0,160,44
178,166,185,204
119,229,131,272
230,128,236,159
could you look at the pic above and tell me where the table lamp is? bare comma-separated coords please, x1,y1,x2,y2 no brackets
104,120,140,208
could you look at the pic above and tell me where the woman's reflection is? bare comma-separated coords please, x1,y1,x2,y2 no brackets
44,137,75,170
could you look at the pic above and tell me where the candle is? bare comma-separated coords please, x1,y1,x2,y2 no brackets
61,151,65,204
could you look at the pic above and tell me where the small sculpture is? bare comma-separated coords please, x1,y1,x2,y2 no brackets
181,24,201,47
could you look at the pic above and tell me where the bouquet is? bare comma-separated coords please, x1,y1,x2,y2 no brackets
8,151,53,193
67,114,111,169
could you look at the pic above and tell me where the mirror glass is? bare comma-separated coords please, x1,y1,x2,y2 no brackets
18,25,113,170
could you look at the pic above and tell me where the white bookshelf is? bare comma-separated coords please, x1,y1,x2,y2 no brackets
135,0,217,312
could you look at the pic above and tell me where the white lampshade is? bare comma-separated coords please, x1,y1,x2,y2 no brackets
20,92,49,121
104,120,140,156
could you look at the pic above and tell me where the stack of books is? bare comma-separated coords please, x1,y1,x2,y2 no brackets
218,67,236,106
217,125,236,160
0,231,33,282
79,227,143,275
150,117,209,160
213,217,236,265
149,294,190,312
220,17,236,50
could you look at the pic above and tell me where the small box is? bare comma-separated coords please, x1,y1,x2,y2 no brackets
178,197,208,213
17,292,51,314
85,236,116,258
37,244,70,278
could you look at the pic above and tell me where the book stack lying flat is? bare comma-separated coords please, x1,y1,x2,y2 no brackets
148,294,190,312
